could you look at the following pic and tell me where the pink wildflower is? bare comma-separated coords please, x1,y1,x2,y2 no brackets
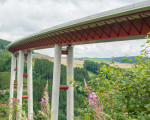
89,92,97,105
40,98,46,106
89,92,97,99
123,112,128,115
89,98,94,105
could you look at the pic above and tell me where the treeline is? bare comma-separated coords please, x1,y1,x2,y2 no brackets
0,39,11,50
84,60,109,74
111,56,140,63
101,56,150,64
0,50,11,72
0,39,11,72
0,39,12,89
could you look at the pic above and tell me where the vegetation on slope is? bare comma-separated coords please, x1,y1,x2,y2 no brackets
111,56,143,64
0,39,11,72
84,60,109,74
0,57,90,119
33,59,90,119
0,39,11,50
74,34,150,119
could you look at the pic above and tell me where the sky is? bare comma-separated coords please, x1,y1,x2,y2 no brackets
0,0,148,58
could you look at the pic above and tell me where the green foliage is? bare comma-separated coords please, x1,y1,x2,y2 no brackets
33,59,90,118
0,39,11,73
0,91,9,103
80,34,150,119
74,67,90,83
0,92,10,120
112,56,142,63
34,59,54,80
83,58,109,62
0,39,11,50
0,72,10,89
35,82,51,120
58,111,66,120
83,56,150,64
0,100,9,119
0,55,90,119
88,71,97,80
0,50,11,72
0,72,27,90
84,60,109,74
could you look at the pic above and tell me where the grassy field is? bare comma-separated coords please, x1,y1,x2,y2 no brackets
0,72,27,90
0,72,10,89
88,71,97,80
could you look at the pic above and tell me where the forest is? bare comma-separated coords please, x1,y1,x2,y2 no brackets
84,60,109,74
32,59,90,119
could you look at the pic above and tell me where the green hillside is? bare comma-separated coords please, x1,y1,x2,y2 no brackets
99,56,150,64
0,39,11,50
0,72,10,89
0,39,11,72
101,56,140,63
78,56,150,64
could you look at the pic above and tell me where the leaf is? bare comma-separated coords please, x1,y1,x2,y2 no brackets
123,58,128,62
129,59,132,63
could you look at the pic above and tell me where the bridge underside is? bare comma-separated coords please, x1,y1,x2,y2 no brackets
8,10,150,53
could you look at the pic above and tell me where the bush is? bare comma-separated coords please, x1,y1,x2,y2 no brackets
77,33,150,119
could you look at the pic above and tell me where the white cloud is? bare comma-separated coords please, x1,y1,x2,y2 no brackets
0,0,147,58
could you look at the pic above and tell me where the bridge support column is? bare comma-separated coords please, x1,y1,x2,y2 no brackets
17,50,24,117
67,46,74,120
9,53,17,120
27,50,33,119
51,44,62,120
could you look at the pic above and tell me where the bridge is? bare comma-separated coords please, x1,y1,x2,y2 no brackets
7,1,150,120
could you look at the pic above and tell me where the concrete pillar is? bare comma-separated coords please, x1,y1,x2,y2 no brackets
17,50,24,112
67,46,74,120
51,44,62,120
9,53,16,120
27,50,33,119
10,53,17,99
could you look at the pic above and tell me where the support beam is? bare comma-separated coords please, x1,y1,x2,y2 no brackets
51,44,62,120
67,46,74,120
27,50,33,119
17,50,24,117
9,53,16,120
60,85,69,89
